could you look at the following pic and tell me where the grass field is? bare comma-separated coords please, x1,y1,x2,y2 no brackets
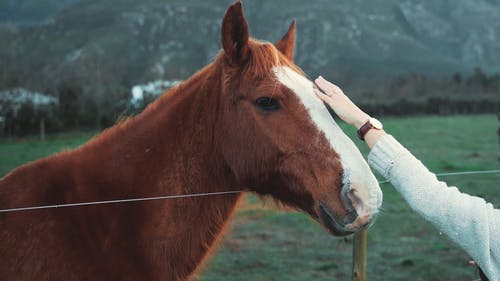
1,115,499,281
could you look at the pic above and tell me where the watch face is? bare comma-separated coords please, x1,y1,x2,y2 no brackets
370,117,383,129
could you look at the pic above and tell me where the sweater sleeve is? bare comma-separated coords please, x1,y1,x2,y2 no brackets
368,134,500,281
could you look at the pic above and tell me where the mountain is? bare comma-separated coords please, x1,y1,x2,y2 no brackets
1,0,500,97
0,0,80,27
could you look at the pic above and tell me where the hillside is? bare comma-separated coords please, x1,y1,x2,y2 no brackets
1,0,500,99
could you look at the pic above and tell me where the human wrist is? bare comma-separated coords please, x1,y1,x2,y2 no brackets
353,112,370,129
365,129,386,149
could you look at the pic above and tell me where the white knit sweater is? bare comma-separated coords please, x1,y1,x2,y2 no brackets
368,134,500,280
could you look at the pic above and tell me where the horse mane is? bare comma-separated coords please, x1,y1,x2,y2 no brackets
87,39,302,150
237,39,302,78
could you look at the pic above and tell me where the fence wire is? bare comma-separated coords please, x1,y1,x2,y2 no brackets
0,169,499,213
377,169,500,184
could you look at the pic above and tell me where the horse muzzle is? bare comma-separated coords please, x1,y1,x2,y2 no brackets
318,178,381,236
318,202,356,236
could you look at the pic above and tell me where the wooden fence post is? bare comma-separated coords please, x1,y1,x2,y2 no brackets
352,230,367,281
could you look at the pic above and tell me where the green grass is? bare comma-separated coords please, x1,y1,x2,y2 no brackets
1,115,499,281
0,131,98,177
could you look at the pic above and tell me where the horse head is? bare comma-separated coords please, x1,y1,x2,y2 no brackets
217,1,382,236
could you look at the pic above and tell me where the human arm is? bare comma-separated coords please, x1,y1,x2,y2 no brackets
313,76,500,280
368,134,500,280
312,77,384,149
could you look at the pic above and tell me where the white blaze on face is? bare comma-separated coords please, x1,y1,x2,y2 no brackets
272,66,382,216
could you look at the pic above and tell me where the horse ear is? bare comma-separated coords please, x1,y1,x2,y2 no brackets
221,1,250,65
275,20,296,61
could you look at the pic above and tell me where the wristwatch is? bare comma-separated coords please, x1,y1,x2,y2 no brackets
357,117,383,141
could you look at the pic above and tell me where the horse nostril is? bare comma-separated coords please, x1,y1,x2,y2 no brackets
340,185,355,210
341,187,361,224
340,186,380,230
347,189,363,212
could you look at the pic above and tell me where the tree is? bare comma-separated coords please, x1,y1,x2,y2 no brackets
58,81,81,128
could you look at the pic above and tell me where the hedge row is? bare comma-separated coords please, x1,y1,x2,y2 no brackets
1,97,499,138
361,97,500,116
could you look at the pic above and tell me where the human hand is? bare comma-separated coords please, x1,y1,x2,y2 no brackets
313,76,370,129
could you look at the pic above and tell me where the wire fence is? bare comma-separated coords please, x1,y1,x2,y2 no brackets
377,169,500,184
0,166,499,281
0,168,499,213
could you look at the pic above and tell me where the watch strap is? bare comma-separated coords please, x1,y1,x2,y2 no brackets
357,120,374,141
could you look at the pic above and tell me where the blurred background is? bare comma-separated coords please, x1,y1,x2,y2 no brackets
1,0,500,136
0,1,499,280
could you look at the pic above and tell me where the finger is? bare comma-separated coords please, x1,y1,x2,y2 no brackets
314,88,329,101
318,76,337,88
316,76,343,95
313,81,326,93
313,87,325,98
313,82,329,96
314,78,335,94
314,79,331,95
314,87,332,98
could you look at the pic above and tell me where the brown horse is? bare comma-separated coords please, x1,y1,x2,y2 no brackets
0,2,382,280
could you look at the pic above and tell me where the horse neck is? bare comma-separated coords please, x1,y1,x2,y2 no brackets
129,62,245,277
80,60,236,195
73,61,243,277
149,61,236,190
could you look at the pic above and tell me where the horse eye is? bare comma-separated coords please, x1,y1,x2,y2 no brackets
254,97,280,111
